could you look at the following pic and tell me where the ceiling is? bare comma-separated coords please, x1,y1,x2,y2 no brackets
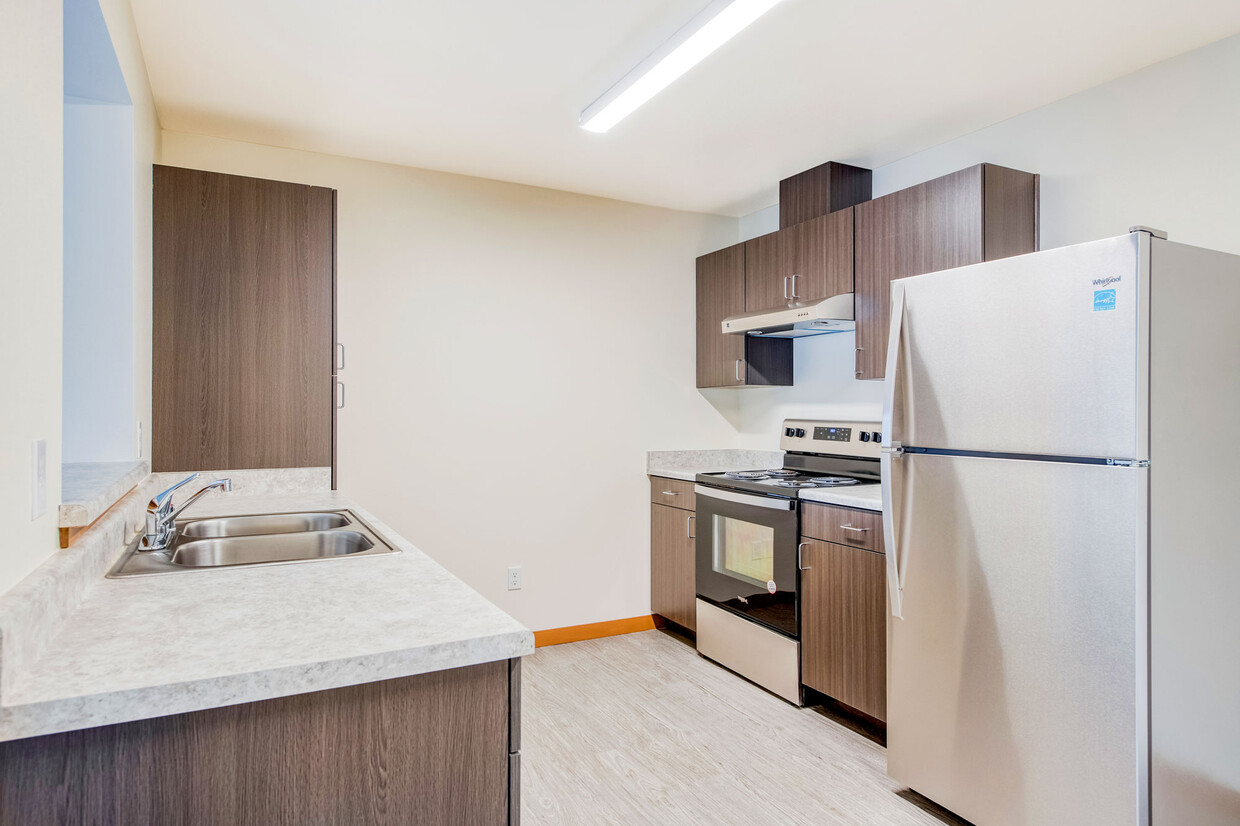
130,0,1240,216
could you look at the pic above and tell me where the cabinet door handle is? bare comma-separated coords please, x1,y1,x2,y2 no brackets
335,380,345,409
855,347,863,377
840,524,869,534
687,515,695,539
335,342,345,371
735,358,743,383
798,541,810,570
783,275,791,300
790,273,801,300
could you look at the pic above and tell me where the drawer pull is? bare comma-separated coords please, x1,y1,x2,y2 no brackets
661,491,679,496
840,524,869,534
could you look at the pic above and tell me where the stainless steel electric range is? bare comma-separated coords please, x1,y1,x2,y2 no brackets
693,419,882,704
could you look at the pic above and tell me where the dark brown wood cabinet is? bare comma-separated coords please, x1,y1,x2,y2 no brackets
153,165,336,472
695,244,746,388
854,163,1038,379
650,481,696,632
781,209,854,306
0,661,520,825
800,505,887,722
695,244,793,388
695,160,871,390
743,230,783,311
779,161,872,229
744,208,854,311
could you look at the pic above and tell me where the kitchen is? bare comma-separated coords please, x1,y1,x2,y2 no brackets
2,0,1239,824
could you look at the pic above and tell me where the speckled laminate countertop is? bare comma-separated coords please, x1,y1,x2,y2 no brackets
0,490,532,742
647,449,785,482
798,484,883,512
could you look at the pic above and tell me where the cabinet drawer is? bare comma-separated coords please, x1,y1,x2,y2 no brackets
801,503,882,552
650,477,695,511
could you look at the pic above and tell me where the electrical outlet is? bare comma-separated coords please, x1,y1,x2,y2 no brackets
507,566,522,591
30,439,46,519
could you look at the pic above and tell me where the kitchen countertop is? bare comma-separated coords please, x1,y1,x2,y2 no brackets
0,490,533,742
798,484,882,512
647,449,785,482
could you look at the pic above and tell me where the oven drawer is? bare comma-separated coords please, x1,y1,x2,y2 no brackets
649,477,695,511
801,503,883,552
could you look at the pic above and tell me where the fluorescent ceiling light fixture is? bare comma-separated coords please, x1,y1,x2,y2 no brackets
579,0,784,133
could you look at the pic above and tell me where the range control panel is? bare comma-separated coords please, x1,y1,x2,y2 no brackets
779,419,882,458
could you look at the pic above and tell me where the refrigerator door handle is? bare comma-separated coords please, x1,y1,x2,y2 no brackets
881,283,907,449
881,450,905,619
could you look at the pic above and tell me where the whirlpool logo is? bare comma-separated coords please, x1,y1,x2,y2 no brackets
1092,275,1120,311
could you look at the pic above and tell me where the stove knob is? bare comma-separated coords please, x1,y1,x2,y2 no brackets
784,427,796,437
860,432,871,442
795,428,806,438
872,431,882,443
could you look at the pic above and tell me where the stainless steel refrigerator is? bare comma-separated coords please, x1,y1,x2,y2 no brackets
880,228,1240,825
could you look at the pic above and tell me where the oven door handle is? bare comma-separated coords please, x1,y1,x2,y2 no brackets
693,485,795,511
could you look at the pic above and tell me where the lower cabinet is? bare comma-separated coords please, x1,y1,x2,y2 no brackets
0,661,519,825
800,538,887,721
651,501,697,632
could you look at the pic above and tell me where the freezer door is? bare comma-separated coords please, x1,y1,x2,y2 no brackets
886,233,1144,460
886,452,1144,826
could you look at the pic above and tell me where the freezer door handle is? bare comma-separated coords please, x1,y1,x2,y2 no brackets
881,283,907,449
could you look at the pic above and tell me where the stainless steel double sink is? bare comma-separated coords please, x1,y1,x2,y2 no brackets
107,510,397,578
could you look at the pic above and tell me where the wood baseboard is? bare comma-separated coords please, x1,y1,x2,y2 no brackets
534,615,656,648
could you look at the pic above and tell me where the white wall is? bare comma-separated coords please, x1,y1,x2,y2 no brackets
735,33,1240,445
1,0,64,592
160,131,741,631
63,101,135,462
94,0,161,467
0,0,159,596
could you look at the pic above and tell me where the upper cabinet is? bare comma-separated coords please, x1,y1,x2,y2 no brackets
743,230,783,311
743,209,854,311
696,245,746,388
854,163,1038,380
783,209,854,305
695,244,794,388
696,162,871,389
153,165,337,472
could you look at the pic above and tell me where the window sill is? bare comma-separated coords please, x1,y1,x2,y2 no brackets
59,461,150,546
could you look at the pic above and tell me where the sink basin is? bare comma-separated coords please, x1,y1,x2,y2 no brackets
106,509,397,577
180,512,350,538
171,530,373,567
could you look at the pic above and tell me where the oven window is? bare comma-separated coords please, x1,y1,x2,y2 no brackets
712,515,774,587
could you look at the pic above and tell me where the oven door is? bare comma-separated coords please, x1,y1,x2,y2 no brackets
694,485,799,638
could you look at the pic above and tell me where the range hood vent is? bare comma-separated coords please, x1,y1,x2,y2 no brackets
721,293,855,338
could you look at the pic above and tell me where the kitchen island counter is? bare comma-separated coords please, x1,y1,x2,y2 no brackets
0,489,532,742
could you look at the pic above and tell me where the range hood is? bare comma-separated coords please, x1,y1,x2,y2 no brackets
721,293,855,338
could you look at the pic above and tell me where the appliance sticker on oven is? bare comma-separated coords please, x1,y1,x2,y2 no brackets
767,580,777,595
1093,289,1117,311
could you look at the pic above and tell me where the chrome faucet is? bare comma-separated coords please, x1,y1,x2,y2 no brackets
140,473,232,551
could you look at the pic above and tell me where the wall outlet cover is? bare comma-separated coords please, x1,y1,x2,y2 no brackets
507,565,522,591
30,439,47,520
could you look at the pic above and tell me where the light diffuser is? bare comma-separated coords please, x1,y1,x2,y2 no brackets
579,0,784,133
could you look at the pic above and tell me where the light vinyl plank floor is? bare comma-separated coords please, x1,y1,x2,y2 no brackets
522,629,962,825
